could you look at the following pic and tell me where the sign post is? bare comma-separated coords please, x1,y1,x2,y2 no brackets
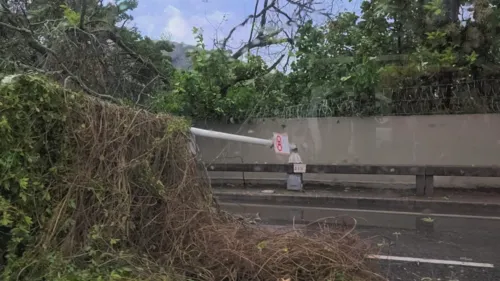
273,133,290,155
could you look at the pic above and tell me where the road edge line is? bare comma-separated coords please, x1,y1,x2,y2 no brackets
367,254,495,268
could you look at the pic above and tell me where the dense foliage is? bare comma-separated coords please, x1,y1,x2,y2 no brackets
0,74,192,280
153,0,500,120
152,29,290,122
0,75,133,280
3,0,500,119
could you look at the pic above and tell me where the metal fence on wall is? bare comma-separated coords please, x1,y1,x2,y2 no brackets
251,80,500,119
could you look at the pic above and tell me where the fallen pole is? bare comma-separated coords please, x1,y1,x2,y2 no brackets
190,127,273,147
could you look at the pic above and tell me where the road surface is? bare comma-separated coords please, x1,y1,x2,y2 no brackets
224,204,500,281
361,226,499,281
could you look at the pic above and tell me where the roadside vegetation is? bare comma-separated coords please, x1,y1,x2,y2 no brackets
0,74,381,280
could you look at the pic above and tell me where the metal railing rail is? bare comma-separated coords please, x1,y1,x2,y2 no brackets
206,163,500,196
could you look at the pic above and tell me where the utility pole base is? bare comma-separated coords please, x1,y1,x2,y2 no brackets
286,174,303,191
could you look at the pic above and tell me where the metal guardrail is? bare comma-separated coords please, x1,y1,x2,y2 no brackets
206,163,500,196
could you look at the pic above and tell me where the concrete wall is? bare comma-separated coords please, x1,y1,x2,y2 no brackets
194,114,500,188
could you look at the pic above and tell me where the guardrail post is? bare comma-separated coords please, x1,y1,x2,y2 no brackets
416,166,425,196
416,175,426,196
416,166,435,197
425,174,434,196
286,167,303,191
287,145,304,191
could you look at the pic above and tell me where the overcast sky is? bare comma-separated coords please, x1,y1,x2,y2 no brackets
127,0,360,47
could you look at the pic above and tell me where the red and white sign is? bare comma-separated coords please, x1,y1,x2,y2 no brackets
273,132,290,155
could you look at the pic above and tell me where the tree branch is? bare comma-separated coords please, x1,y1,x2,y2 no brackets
0,58,62,75
136,75,159,104
0,19,117,101
0,20,29,35
220,53,286,97
60,64,118,102
221,0,277,49
79,0,88,30
231,28,284,59
258,0,270,38
273,6,295,24
99,29,170,85
266,53,285,72
247,0,260,48
0,21,56,56
221,0,310,59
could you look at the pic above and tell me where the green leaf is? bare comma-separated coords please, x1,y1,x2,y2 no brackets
1,212,12,226
60,4,81,26
110,270,122,279
19,177,29,189
341,75,352,82
24,216,32,225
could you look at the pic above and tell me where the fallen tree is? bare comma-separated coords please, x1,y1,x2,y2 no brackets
0,74,382,281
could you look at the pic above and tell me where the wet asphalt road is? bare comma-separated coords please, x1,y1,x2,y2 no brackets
378,262,498,281
258,223,500,281
231,209,500,281
360,226,500,281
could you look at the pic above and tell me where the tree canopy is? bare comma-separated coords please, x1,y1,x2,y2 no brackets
1,0,174,104
2,0,500,122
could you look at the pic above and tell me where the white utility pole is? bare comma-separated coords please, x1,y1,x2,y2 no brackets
190,127,274,147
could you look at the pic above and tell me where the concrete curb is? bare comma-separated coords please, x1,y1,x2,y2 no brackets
210,177,500,193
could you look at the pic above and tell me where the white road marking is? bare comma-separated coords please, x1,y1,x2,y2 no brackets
218,201,500,221
367,254,495,268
